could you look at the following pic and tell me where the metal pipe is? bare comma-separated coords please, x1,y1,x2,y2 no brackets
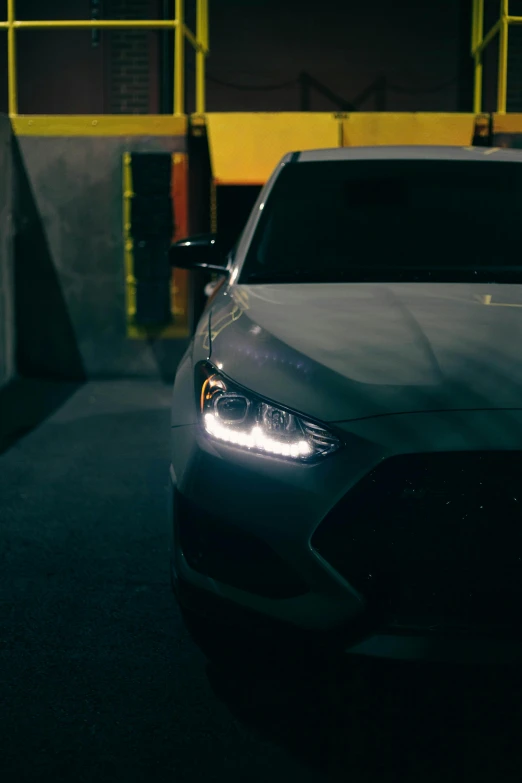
473,0,484,113
471,0,477,53
174,0,184,115
195,0,207,114
160,0,172,114
7,0,17,116
182,24,207,52
122,153,136,321
12,19,179,28
474,18,500,54
2,3,207,117
184,25,198,49
498,0,509,113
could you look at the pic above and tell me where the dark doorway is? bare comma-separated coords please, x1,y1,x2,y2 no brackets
216,185,263,254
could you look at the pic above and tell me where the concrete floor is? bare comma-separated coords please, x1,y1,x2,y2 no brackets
1,381,522,782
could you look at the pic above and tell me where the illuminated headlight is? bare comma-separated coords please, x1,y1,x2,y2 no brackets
197,363,340,461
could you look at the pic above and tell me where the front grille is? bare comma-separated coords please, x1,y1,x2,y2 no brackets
174,491,310,600
312,452,522,633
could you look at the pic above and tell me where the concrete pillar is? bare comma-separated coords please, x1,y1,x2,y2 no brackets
0,116,14,389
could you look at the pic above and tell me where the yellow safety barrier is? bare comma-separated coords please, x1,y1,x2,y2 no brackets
471,0,522,114
1,0,209,117
340,113,478,148
205,112,480,186
10,115,188,136
205,113,341,185
488,111,522,150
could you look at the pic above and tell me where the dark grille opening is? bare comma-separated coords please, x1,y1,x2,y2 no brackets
175,492,310,600
312,452,522,634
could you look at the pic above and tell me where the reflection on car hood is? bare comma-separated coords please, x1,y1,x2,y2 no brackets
208,283,522,422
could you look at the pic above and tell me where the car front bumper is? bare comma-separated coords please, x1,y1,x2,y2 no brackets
171,408,522,662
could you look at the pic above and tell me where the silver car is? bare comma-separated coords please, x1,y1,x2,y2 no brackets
169,145,522,668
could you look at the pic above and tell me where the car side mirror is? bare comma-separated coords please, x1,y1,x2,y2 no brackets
169,233,229,274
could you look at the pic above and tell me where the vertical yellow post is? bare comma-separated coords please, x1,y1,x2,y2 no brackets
174,0,185,115
473,0,484,114
122,153,137,324
497,0,509,114
195,0,208,114
210,179,217,234
7,0,17,117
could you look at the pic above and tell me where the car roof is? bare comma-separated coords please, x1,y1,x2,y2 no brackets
294,145,522,163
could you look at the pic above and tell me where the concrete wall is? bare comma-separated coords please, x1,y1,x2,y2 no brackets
0,115,14,389
14,134,189,382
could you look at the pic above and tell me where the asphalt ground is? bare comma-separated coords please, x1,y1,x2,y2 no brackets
1,380,522,782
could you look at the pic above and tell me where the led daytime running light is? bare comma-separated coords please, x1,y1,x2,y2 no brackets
204,413,312,458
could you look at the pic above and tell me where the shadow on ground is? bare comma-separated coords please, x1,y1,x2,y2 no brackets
3,381,522,782
0,377,83,455
207,656,522,781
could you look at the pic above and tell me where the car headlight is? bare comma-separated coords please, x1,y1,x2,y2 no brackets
197,363,340,462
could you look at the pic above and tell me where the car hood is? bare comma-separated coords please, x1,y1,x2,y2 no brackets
208,283,522,422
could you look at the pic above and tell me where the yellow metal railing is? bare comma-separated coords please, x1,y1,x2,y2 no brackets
122,151,191,339
472,0,522,114
0,0,209,117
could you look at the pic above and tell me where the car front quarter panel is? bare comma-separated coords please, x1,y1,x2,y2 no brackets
171,310,212,428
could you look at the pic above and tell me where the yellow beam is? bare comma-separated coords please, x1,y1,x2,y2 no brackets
7,0,16,116
206,113,340,185
122,153,136,323
474,18,500,54
491,112,522,134
2,0,209,120
183,25,198,50
507,15,522,23
11,115,188,136
341,113,478,147
472,0,484,113
11,19,179,29
471,0,479,52
195,0,208,114
183,22,209,54
185,28,209,54
472,0,485,51
174,0,184,115
498,0,509,114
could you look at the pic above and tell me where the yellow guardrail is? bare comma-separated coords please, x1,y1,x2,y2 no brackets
0,0,209,117
472,0,522,114
122,152,191,339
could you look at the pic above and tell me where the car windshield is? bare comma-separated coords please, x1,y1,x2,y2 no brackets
239,158,522,285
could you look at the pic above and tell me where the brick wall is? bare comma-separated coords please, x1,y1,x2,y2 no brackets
105,0,160,114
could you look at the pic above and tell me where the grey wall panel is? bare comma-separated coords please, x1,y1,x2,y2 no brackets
0,116,14,389
15,135,188,381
